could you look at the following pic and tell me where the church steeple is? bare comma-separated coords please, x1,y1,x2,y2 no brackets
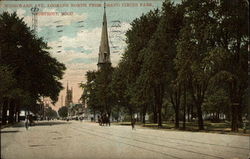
65,81,73,106
98,2,111,69
66,81,69,92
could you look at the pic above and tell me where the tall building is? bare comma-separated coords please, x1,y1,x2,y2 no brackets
97,3,111,69
65,82,73,106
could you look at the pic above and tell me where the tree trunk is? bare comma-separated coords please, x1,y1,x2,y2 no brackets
142,113,146,124
154,84,164,127
238,102,243,124
116,106,120,122
153,104,158,123
230,80,239,132
183,84,186,130
187,104,190,122
8,99,15,124
157,103,162,127
174,105,179,129
93,110,96,122
196,102,204,130
216,111,220,121
1,98,8,125
140,112,143,122
190,104,194,121
170,87,181,129
142,104,147,125
231,104,239,132
16,108,20,122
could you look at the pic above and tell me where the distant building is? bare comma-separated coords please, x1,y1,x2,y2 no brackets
97,3,111,69
65,82,73,107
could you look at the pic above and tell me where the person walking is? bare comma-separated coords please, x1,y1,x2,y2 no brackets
131,118,136,130
25,115,29,130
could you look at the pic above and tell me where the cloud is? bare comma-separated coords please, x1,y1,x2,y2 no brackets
48,21,130,64
16,8,26,17
47,27,102,68
4,8,26,17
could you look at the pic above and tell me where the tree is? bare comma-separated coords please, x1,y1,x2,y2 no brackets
58,106,68,118
175,0,219,130
109,9,161,124
215,0,249,131
80,71,99,119
96,64,114,118
203,88,230,121
111,66,130,121
126,9,161,122
44,107,58,119
138,1,184,127
0,12,66,124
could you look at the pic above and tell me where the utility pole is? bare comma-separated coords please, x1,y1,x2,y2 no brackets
31,6,39,34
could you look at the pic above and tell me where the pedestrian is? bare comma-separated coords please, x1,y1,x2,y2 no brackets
25,115,29,130
131,118,136,130
98,115,102,126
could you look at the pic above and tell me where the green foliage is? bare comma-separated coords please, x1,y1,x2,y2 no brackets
111,9,161,116
58,106,68,118
0,65,17,99
44,107,58,119
203,88,230,115
81,65,114,115
0,11,66,124
0,12,66,104
80,70,99,113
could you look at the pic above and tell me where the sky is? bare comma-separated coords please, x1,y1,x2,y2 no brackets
0,0,180,111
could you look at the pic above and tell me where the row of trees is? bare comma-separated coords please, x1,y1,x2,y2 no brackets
0,12,66,124
81,0,248,131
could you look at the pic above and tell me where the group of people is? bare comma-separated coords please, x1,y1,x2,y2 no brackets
24,113,136,130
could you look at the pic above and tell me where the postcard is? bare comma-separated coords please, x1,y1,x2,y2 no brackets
0,0,249,159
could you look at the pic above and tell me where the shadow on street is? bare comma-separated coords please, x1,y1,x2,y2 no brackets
32,121,69,127
0,130,20,133
8,121,69,128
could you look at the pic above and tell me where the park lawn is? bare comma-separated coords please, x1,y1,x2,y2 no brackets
113,121,250,136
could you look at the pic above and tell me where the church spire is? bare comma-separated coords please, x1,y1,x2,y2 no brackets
98,2,111,69
65,81,73,106
66,81,69,91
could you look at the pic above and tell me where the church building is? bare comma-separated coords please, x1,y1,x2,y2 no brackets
65,82,73,107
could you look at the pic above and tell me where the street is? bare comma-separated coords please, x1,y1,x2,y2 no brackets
1,121,249,159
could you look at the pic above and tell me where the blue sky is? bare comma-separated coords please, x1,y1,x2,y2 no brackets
0,0,181,109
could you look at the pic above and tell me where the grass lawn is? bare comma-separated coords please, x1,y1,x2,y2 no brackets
112,120,250,136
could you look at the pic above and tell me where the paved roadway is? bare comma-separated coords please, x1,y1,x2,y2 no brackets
1,120,249,159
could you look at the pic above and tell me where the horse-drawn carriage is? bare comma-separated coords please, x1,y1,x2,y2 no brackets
98,114,110,126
